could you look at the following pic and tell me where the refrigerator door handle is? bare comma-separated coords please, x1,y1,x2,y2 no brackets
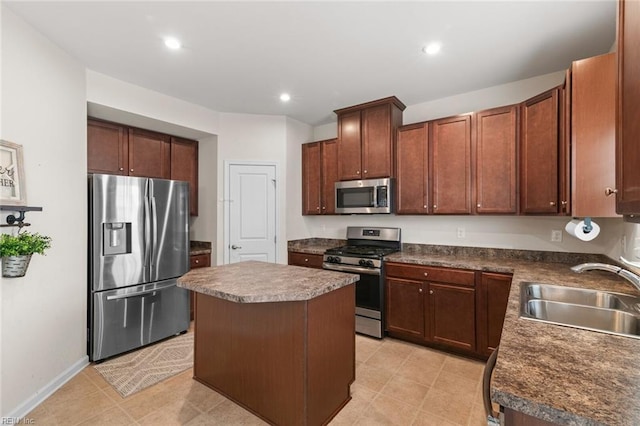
150,195,158,279
105,281,176,300
143,191,151,277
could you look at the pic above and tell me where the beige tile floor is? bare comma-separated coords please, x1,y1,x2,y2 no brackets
27,334,488,425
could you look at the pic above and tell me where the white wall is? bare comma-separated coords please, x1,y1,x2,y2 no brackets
1,6,87,416
300,71,624,254
215,113,290,265
285,117,314,241
190,136,218,250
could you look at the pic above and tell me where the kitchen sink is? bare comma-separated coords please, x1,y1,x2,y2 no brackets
520,282,640,339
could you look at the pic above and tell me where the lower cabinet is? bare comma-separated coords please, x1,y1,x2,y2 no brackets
288,252,324,269
189,253,211,320
385,262,512,358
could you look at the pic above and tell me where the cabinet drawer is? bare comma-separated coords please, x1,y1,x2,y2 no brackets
385,262,475,286
288,252,324,269
190,253,210,269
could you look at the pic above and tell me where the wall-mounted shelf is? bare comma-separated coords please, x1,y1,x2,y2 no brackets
0,206,43,228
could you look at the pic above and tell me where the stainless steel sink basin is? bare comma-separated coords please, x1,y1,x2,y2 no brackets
519,282,640,339
523,283,632,309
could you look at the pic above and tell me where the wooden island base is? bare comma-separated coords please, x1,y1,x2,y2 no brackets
194,284,355,426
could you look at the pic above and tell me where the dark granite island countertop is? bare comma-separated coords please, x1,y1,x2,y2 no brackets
177,260,359,426
383,248,640,426
177,260,358,302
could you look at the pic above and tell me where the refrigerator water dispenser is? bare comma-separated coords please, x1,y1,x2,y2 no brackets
103,222,131,255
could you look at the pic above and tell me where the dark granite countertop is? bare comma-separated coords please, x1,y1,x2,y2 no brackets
190,240,212,256
177,260,358,303
383,244,640,426
287,238,345,255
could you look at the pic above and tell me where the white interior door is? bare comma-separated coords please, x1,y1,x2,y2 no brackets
227,163,277,264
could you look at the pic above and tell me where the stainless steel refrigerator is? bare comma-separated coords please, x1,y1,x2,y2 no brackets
88,174,190,362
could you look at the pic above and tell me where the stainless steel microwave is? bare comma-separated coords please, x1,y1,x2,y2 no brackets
335,178,394,214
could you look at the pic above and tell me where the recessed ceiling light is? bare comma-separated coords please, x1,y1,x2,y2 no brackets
164,37,182,50
422,42,441,55
280,93,291,102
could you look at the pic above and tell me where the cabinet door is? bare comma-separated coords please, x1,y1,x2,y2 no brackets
128,128,171,179
475,106,518,214
337,111,362,180
362,104,393,179
431,115,472,214
321,139,338,214
477,272,512,357
288,252,324,269
171,137,199,216
87,119,128,175
571,53,617,217
520,89,560,214
396,123,429,214
616,0,640,214
428,283,476,351
302,142,322,215
386,278,425,338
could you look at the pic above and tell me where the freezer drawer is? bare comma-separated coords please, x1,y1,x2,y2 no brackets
90,279,189,361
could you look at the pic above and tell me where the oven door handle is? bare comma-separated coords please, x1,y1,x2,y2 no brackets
323,263,381,276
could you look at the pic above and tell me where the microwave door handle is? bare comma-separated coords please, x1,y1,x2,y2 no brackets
372,186,378,208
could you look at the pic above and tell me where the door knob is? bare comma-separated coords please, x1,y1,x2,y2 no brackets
231,245,242,250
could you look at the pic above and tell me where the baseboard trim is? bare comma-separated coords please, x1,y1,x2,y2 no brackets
5,355,89,419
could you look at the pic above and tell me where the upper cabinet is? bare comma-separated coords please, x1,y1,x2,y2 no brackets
87,118,199,216
616,0,640,215
334,97,405,181
431,114,472,214
170,137,199,216
127,128,171,179
396,122,429,214
519,87,569,214
571,53,619,218
87,119,128,175
474,106,518,214
302,139,338,215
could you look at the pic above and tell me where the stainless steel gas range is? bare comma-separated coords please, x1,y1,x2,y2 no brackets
323,227,401,338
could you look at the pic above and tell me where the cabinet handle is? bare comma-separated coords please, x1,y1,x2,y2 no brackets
433,205,437,209
364,170,368,174
423,205,427,209
304,258,309,262
549,201,556,206
130,169,134,172
423,272,428,277
605,187,618,197
418,288,423,293
356,170,360,175
316,207,320,211
194,259,199,264
119,167,124,171
561,200,568,206
430,290,434,295
477,203,481,208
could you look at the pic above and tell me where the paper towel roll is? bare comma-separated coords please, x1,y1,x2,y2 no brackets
565,219,600,241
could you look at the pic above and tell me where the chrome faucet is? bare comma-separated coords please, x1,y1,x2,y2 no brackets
571,262,640,292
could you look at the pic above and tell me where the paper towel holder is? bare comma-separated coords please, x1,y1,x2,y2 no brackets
583,217,594,234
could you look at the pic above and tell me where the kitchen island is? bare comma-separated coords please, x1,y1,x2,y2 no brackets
177,260,359,426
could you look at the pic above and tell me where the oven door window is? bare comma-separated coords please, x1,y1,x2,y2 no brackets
355,273,381,312
337,187,375,209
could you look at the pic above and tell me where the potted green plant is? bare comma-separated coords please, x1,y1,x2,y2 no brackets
0,231,52,278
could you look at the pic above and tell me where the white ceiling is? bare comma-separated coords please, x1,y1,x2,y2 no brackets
5,1,616,126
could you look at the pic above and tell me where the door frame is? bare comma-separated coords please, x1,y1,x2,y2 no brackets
223,160,279,265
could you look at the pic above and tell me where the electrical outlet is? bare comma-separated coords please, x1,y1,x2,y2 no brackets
457,227,466,239
551,230,563,242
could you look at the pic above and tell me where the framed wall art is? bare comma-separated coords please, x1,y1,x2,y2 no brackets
0,140,27,206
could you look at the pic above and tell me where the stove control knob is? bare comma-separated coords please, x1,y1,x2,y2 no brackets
359,259,367,266
366,260,374,267
327,256,341,263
